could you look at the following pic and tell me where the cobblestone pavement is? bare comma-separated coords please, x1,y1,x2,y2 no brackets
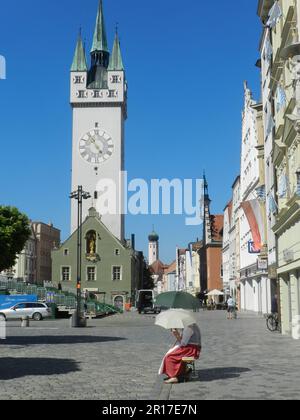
0,311,300,400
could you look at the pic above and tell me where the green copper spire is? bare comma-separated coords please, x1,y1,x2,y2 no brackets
108,32,124,71
71,32,87,72
91,0,109,53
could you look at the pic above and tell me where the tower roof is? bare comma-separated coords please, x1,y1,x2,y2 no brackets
108,32,124,71
71,33,87,72
91,0,109,53
148,230,159,242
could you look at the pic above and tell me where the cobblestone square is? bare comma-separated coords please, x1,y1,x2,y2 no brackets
0,311,300,400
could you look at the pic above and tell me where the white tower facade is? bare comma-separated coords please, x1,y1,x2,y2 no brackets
148,231,159,266
70,1,127,241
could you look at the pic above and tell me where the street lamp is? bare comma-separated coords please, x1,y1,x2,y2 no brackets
70,186,91,328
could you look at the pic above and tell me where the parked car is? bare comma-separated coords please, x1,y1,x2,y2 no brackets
0,302,51,321
136,290,161,315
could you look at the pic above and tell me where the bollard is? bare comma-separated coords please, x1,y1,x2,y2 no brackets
0,316,6,339
21,316,30,328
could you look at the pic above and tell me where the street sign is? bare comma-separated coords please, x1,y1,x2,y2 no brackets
248,241,261,254
257,258,268,271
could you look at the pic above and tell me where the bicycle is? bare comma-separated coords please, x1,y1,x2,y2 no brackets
266,313,280,332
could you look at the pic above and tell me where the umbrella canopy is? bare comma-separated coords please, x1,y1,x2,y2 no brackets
206,289,224,296
155,309,198,330
155,291,201,310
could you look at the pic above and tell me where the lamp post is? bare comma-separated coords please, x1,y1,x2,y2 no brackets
70,186,91,327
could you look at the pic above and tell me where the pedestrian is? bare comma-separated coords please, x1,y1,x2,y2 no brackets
158,323,201,384
83,301,88,318
227,296,236,320
58,282,62,292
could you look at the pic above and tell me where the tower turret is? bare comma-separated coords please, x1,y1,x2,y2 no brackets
88,0,110,88
148,228,159,265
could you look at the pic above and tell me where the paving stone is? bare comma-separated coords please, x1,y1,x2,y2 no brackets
0,311,299,400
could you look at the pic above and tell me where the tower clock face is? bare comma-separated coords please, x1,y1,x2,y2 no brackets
79,129,114,164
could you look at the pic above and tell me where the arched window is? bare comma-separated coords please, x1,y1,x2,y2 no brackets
86,230,97,255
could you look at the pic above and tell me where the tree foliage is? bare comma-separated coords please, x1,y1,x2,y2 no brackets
0,206,31,272
142,266,154,290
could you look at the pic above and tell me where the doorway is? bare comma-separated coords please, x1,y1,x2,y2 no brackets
113,295,124,311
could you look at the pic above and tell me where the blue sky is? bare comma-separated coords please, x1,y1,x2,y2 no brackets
0,0,261,263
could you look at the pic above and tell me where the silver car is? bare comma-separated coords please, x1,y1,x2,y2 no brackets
0,302,51,321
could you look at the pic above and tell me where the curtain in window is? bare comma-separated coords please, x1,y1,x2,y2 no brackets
268,193,278,214
276,85,286,113
267,1,283,28
265,35,273,62
278,173,289,198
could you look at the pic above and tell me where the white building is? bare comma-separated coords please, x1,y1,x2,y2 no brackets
185,246,201,296
222,202,232,296
239,83,271,314
162,261,177,292
1,226,37,283
148,230,159,266
70,1,127,241
13,227,37,283
231,177,241,302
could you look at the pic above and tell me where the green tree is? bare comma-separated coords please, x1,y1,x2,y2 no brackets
142,266,154,290
0,206,31,272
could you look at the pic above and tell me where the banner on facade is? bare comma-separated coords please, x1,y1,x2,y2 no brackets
241,200,265,253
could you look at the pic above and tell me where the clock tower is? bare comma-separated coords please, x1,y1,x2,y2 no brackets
70,0,127,241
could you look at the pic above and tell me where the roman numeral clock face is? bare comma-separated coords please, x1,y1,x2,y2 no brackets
79,129,114,164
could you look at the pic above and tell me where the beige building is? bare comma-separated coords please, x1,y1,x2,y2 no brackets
259,0,300,338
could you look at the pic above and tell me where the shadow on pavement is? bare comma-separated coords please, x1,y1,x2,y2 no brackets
196,367,251,382
0,358,80,380
1,336,126,346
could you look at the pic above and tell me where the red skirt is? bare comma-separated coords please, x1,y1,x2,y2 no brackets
161,345,201,379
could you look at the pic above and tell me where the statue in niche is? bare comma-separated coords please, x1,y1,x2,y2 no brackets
86,231,96,255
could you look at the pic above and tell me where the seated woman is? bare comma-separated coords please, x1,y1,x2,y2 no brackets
159,323,201,384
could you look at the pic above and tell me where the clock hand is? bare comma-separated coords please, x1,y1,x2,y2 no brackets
90,137,101,152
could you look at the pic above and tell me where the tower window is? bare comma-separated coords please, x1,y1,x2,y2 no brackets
93,90,101,98
111,75,120,84
94,191,98,200
78,90,86,98
64,249,69,256
108,90,116,98
74,76,83,84
115,249,120,256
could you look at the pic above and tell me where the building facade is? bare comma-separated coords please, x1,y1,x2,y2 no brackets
239,83,271,314
231,177,241,303
222,202,232,297
70,0,126,241
11,226,37,283
259,0,300,337
32,222,61,284
199,177,224,293
52,208,139,309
